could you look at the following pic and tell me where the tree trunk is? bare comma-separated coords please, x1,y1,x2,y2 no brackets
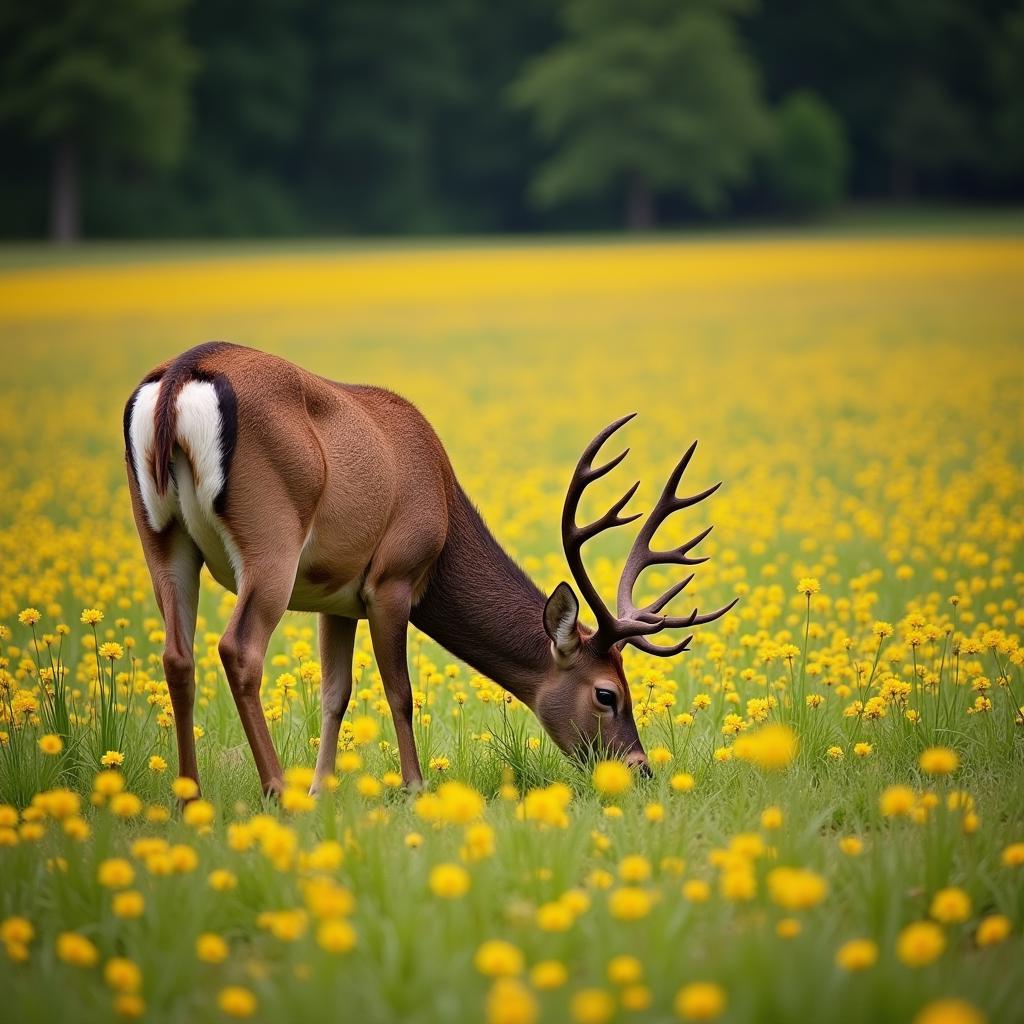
625,173,655,231
51,138,80,243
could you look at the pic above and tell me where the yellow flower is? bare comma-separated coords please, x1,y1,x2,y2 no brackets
217,986,257,1018
38,734,63,756
1,916,34,947
171,777,200,801
733,724,797,771
896,921,946,967
835,939,878,971
100,751,125,767
519,783,572,829
766,867,828,910
880,785,916,817
98,858,135,889
462,822,496,862
148,755,167,773
670,773,695,792
622,985,652,1012
356,775,382,799
853,742,873,758
570,988,614,1024
607,954,643,985
317,919,357,954
839,836,863,856
999,842,1024,867
18,608,42,626
486,978,538,1024
776,917,801,939
919,747,960,776
196,933,229,964
56,932,99,967
98,642,124,660
208,869,238,892
80,608,104,625
644,803,664,822
675,982,727,1020
682,879,711,903
112,891,145,919
350,715,379,746
913,999,987,1024
115,994,145,1018
760,806,783,830
530,960,568,989
536,901,574,932
608,887,653,921
592,760,632,797
475,939,524,978
429,863,470,899
180,799,214,829
93,770,125,796
110,793,142,818
104,957,141,994
307,840,344,871
975,914,1011,947
929,887,971,924
796,577,821,596
649,746,673,766
618,855,652,883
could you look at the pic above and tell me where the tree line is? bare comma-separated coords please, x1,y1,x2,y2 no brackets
2,0,1022,241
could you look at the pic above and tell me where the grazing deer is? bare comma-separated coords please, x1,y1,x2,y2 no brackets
124,343,734,796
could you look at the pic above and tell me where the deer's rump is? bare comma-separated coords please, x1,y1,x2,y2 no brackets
124,343,451,618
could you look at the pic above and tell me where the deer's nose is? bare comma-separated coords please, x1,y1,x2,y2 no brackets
626,750,652,778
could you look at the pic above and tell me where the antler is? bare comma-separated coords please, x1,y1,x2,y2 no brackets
561,416,737,657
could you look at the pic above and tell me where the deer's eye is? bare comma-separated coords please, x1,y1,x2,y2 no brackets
595,688,617,710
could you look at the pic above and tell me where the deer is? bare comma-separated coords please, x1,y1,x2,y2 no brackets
123,342,735,797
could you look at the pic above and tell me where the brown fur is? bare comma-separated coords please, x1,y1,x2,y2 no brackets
125,343,648,796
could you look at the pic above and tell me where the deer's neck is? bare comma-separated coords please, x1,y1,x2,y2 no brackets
409,484,551,707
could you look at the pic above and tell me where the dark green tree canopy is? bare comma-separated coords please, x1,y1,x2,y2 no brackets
0,0,1020,238
0,0,195,164
512,0,769,225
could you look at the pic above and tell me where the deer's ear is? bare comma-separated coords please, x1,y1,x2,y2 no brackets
544,582,580,663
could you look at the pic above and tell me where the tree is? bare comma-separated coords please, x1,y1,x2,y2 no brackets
767,92,848,217
301,0,469,233
0,0,195,241
512,0,768,228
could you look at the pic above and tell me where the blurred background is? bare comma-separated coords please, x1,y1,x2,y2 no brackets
2,0,1023,243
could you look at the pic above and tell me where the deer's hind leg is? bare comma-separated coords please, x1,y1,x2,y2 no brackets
310,614,357,794
129,492,204,791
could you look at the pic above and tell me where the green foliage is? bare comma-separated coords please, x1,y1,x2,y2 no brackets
992,5,1024,185
767,92,848,217
512,0,769,224
0,0,1022,237
0,0,195,166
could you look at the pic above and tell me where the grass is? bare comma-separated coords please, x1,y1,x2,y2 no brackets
0,232,1022,1024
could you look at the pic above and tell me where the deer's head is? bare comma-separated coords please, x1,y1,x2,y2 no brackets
535,414,736,773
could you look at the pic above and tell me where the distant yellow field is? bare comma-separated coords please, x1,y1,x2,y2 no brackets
0,236,1022,1023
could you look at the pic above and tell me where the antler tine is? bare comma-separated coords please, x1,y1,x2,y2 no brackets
655,596,739,630
563,420,736,658
611,439,735,657
561,414,644,640
628,633,695,658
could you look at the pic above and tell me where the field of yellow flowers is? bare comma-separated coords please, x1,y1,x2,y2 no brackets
1,234,1022,1024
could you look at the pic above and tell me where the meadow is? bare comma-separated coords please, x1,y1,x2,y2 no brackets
0,233,1022,1024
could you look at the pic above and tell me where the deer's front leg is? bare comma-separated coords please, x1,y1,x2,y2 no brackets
311,613,357,794
365,580,423,788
